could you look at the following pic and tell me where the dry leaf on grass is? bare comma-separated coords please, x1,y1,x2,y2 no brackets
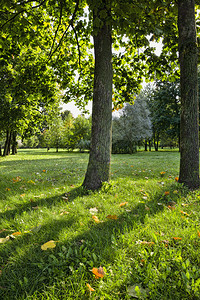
41,240,57,250
86,283,95,292
92,266,105,278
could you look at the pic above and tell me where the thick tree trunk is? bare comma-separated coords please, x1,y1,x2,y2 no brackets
178,0,199,189
83,5,113,190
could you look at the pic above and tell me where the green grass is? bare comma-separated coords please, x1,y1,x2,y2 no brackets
0,149,200,299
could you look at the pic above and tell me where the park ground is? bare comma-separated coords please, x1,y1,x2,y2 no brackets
0,149,200,299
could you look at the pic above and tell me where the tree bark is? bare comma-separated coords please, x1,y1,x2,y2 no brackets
83,4,113,190
11,131,18,155
178,0,199,189
3,130,12,156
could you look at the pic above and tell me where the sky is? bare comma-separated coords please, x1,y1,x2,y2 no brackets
62,40,163,118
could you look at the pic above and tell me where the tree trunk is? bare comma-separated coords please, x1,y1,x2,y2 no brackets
3,130,12,156
178,0,199,189
83,3,113,190
144,140,148,151
11,131,17,155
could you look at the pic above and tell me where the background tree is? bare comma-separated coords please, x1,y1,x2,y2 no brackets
112,91,152,154
147,81,180,151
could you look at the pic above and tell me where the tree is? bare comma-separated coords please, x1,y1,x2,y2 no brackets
178,0,199,189
147,81,180,151
83,0,113,190
112,91,152,154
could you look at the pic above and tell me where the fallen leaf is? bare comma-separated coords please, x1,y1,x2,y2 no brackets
181,211,189,216
20,194,25,197
119,202,128,207
92,266,105,278
197,230,200,238
164,191,170,196
136,240,155,246
32,206,39,210
89,207,98,215
60,211,69,215
42,170,46,172
175,177,179,182
172,237,182,240
41,240,57,250
86,283,95,292
92,216,101,223
106,215,118,220
0,237,10,243
167,205,175,210
30,224,42,233
12,231,21,236
5,188,11,191
13,176,21,183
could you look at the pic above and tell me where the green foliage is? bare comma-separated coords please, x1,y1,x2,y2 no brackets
146,81,180,150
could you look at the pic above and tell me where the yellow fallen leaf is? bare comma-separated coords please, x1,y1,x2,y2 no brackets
86,283,95,292
92,216,100,223
20,194,25,197
6,188,11,191
0,236,10,243
41,240,57,250
106,215,118,220
119,202,128,207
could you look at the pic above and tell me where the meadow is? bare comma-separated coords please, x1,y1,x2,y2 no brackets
0,149,200,299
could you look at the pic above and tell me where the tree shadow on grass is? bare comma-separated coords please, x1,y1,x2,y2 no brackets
0,184,177,299
0,187,86,221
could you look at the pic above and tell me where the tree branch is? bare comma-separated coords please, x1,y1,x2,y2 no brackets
47,0,79,61
0,0,46,29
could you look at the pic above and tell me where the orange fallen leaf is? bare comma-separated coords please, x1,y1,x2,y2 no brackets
106,215,118,220
168,205,175,210
172,237,182,240
42,170,46,173
92,216,100,223
12,231,21,236
181,211,189,216
86,283,95,292
175,177,179,182
119,202,128,207
164,191,170,196
197,230,200,238
13,176,21,183
92,267,105,278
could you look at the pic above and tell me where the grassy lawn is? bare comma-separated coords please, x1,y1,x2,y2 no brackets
0,149,200,299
